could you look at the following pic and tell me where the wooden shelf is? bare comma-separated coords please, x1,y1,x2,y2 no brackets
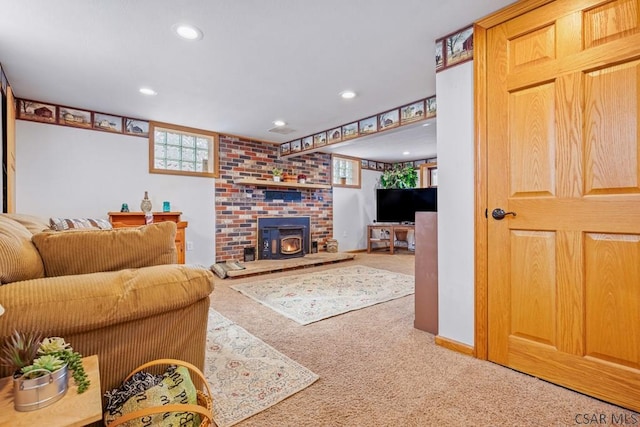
235,178,331,190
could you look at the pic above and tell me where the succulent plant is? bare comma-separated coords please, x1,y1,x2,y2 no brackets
0,330,43,372
38,337,72,355
21,354,66,378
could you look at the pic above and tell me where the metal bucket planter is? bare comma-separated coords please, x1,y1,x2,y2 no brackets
13,365,68,412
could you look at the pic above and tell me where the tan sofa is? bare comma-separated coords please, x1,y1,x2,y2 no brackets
0,213,215,403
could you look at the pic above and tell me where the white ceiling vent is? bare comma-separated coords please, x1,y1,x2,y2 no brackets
268,126,296,135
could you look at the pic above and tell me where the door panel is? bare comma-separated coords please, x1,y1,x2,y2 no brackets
486,0,640,411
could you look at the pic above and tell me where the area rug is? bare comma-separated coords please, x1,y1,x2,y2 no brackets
230,265,415,325
205,309,319,427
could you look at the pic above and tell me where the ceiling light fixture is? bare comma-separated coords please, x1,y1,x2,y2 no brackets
340,90,356,99
139,87,157,96
173,23,204,41
273,120,286,127
422,123,431,127
403,151,411,155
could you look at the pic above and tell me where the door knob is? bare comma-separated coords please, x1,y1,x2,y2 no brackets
492,208,516,220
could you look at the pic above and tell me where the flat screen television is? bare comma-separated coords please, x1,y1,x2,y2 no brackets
376,188,437,223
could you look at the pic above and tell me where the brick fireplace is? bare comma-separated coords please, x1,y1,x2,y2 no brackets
258,216,311,260
215,135,333,262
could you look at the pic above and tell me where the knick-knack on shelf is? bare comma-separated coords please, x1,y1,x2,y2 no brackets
140,191,152,213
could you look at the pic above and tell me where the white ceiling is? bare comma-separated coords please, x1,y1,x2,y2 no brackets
0,0,516,162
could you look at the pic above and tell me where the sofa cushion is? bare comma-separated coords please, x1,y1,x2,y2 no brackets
0,216,46,284
2,213,51,234
50,217,113,231
32,221,178,277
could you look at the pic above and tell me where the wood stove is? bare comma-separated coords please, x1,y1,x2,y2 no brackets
257,216,311,260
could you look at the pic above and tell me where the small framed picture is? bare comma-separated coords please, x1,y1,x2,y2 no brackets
93,112,123,133
290,139,302,152
59,106,92,128
313,131,327,147
377,162,385,171
445,26,474,67
404,161,415,168
361,159,369,169
0,68,6,94
368,160,377,169
327,127,342,144
385,163,393,171
379,109,399,130
435,39,445,72
401,100,425,124
414,159,426,166
280,142,291,155
17,100,57,123
342,122,358,140
125,118,149,137
302,136,313,150
426,97,437,118
359,116,377,135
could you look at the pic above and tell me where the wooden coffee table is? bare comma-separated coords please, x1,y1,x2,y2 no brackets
0,355,102,427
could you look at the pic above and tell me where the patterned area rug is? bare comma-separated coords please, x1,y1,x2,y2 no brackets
205,309,319,427
230,265,415,325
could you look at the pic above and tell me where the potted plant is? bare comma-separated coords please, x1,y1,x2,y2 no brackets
0,331,90,411
297,173,307,184
380,164,418,189
272,167,283,182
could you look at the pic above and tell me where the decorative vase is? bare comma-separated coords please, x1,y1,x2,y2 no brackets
140,191,152,213
13,365,68,412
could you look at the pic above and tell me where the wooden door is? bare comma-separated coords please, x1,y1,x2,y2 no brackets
485,0,640,411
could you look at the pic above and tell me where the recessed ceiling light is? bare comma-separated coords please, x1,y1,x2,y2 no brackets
403,151,410,155
173,23,203,41
273,120,286,127
139,87,157,96
422,123,431,127
340,90,356,99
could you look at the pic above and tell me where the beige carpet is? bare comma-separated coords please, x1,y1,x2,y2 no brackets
230,265,414,325
211,253,639,426
204,309,319,427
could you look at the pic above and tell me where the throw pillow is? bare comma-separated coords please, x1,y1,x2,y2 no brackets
32,221,177,277
103,365,201,427
0,216,46,284
50,217,113,231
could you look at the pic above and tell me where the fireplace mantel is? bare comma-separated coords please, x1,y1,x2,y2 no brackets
235,178,331,190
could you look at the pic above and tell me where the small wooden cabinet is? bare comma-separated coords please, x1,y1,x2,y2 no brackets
108,211,188,264
367,224,414,254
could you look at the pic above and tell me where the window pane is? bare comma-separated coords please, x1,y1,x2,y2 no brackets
154,144,166,158
166,145,180,160
155,131,167,143
150,122,218,177
182,135,195,148
181,161,195,171
166,160,180,170
182,147,195,161
196,137,209,149
167,132,181,145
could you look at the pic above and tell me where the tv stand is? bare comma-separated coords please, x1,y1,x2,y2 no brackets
367,223,415,254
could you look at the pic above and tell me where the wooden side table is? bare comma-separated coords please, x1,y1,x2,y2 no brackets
108,211,188,264
367,224,415,254
0,355,102,427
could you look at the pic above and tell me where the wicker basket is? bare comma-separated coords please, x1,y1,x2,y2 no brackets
105,358,213,427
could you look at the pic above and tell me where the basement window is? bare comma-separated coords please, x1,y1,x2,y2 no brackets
332,154,361,188
149,121,219,178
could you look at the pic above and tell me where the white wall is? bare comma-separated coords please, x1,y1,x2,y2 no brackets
436,61,475,346
15,121,216,265
332,169,381,251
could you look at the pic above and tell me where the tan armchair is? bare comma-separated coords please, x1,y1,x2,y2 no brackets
0,214,214,404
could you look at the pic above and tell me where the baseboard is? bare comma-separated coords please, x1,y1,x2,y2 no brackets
346,249,368,253
434,335,475,357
